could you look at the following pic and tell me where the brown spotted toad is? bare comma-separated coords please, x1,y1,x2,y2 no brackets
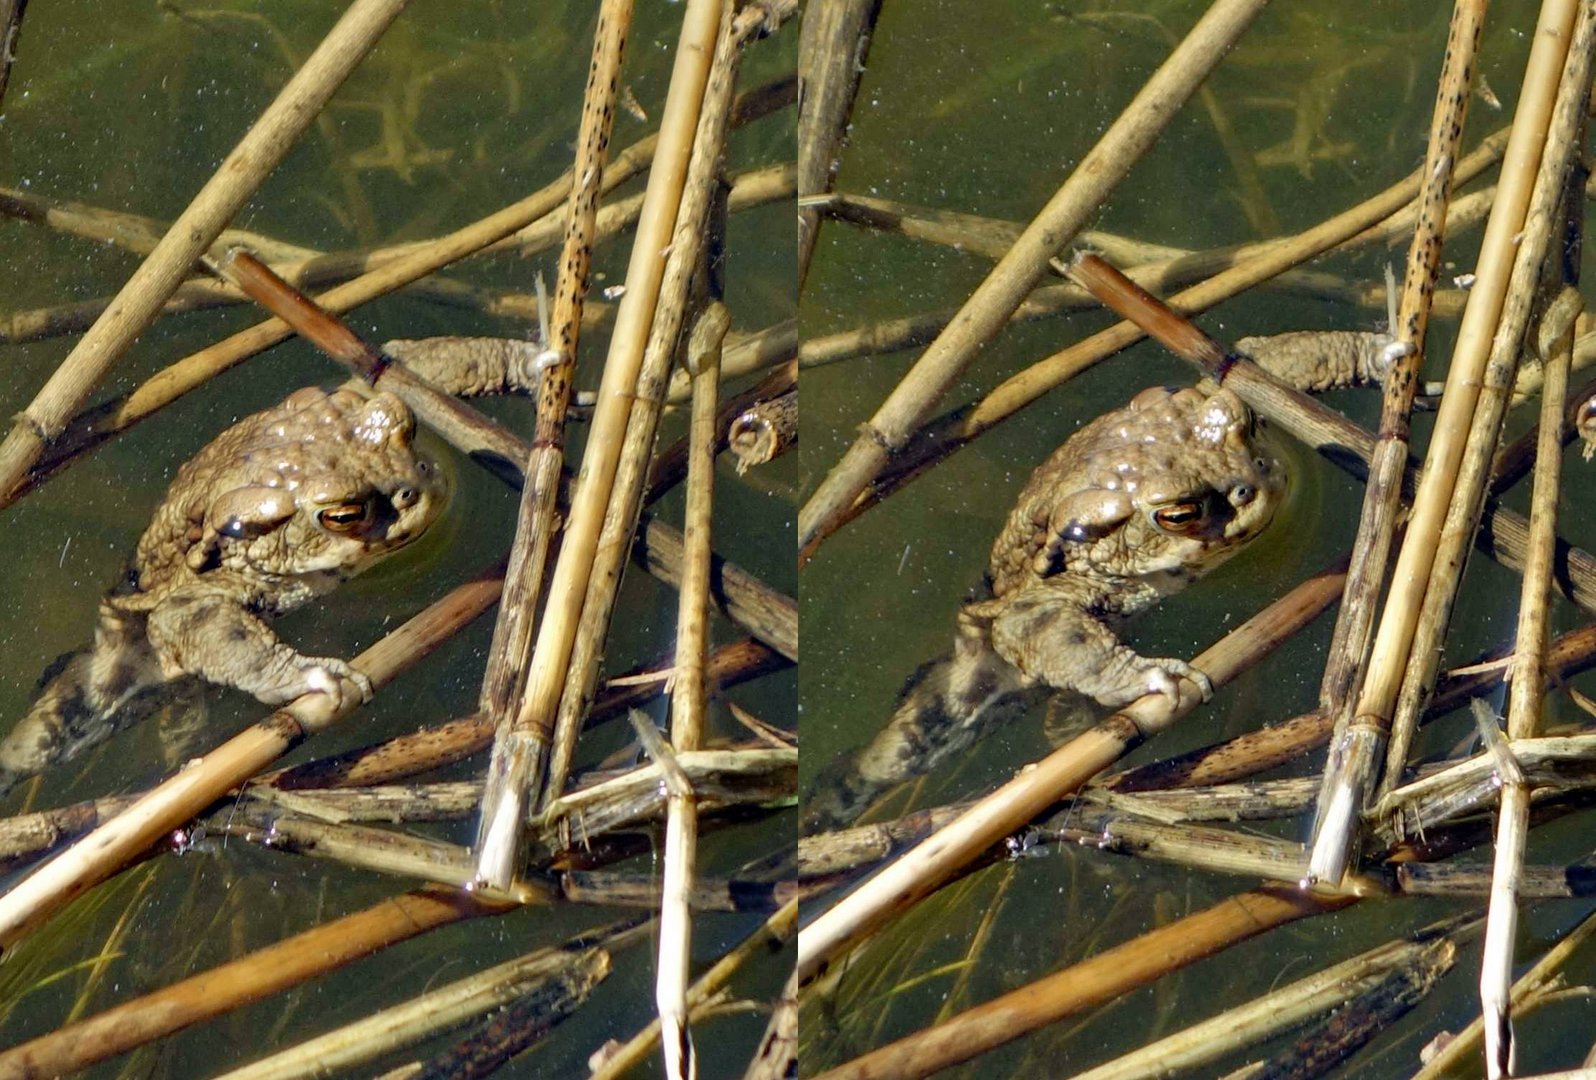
971,383,1283,706
804,384,1284,830
0,386,447,793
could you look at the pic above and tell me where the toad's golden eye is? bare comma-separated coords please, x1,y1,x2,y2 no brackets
1152,500,1207,534
318,501,373,534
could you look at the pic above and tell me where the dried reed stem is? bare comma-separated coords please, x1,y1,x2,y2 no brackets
0,571,503,949
797,0,1268,549
796,0,883,287
1415,904,1596,1078
1376,731,1596,845
810,887,1349,1080
1315,0,1482,746
0,0,409,506
0,886,515,1078
1069,917,1472,1080
213,937,614,1080
590,901,798,1080
0,0,26,110
1383,255,1588,785
742,969,799,1080
473,0,725,889
1309,0,1587,887
657,299,729,1078
472,0,632,891
0,185,320,262
650,358,797,501
795,560,1346,983
541,11,752,810
1481,282,1581,1076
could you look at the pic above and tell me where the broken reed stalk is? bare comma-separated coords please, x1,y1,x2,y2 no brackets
590,901,799,1080
810,887,1352,1080
657,302,730,1079
0,571,504,950
802,125,1513,558
1315,0,1481,743
743,969,799,1080
728,383,797,473
1067,916,1473,1080
796,0,1268,550
541,6,764,811
473,0,725,890
1481,286,1581,1077
649,358,797,502
1309,0,1587,888
1415,903,1596,1078
0,885,518,1078
795,0,883,288
1377,732,1596,850
0,0,410,506
472,0,631,890
590,899,794,1078
213,934,617,1080
794,559,1347,983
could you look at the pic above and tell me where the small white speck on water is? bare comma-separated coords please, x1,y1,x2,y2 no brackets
58,535,71,568
897,544,912,574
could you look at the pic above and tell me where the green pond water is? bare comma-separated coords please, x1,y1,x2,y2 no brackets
0,2,794,1076
801,1,1596,1076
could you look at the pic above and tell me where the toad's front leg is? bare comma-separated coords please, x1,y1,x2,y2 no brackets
146,589,374,712
983,587,1213,709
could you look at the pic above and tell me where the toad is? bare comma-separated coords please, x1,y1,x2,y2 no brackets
0,386,447,794
805,384,1285,830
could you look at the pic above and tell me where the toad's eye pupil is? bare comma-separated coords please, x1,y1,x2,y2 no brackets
1153,502,1205,532
318,502,370,532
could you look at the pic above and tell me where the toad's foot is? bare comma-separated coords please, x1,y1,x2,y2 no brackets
1131,656,1214,708
264,654,374,712
987,592,1214,710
